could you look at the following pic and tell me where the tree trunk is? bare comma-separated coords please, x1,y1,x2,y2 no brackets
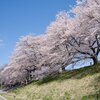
62,66,66,71
92,55,99,65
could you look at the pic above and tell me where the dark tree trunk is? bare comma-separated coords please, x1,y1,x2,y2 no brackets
92,55,99,65
62,66,66,71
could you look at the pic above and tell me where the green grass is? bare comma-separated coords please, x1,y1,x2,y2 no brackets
1,64,100,100
37,64,100,85
81,90,100,100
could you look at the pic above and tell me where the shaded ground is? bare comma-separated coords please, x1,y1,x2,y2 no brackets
36,64,100,85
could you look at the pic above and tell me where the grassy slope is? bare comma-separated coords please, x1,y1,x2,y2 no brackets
1,64,100,100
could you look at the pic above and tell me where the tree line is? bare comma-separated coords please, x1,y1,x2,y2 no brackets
0,0,100,89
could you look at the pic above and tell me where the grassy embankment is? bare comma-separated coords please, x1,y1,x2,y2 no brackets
1,64,100,100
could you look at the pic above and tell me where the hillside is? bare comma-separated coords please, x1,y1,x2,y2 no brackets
1,64,100,100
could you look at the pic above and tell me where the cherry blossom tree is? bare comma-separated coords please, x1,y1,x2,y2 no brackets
65,0,100,65
0,35,43,87
46,11,73,70
46,0,100,67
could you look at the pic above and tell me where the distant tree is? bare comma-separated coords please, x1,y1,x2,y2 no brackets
0,64,7,89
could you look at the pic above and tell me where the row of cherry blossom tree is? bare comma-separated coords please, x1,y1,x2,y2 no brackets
1,0,100,88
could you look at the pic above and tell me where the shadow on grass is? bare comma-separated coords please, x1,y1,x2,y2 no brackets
36,64,100,85
81,89,100,100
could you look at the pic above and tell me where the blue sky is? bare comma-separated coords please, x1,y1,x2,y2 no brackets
0,0,76,65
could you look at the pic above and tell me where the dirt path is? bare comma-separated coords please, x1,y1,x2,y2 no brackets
0,95,7,100
0,90,7,100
